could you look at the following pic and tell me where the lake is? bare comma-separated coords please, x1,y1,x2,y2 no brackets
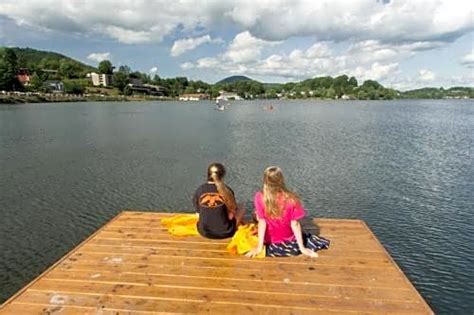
0,100,473,313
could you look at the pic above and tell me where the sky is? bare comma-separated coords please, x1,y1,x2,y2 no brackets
0,0,473,90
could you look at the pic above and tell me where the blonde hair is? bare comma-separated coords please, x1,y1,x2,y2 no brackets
263,166,300,218
208,163,237,215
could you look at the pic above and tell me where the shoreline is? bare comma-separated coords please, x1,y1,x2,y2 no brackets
0,93,175,104
1,93,472,104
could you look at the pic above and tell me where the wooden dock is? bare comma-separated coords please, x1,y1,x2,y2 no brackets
0,211,433,314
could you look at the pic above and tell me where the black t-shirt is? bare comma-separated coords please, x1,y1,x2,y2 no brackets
193,182,236,239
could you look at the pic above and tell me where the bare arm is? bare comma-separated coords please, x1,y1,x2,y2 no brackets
256,218,266,252
246,218,266,257
291,220,318,258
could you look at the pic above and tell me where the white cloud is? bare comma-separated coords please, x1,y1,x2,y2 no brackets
149,67,158,74
105,26,153,44
419,69,436,81
191,36,400,82
180,62,194,70
352,62,400,82
196,57,220,69
391,71,473,91
223,31,280,63
1,0,472,86
171,35,221,57
225,0,473,43
87,52,111,63
0,0,471,45
447,73,474,86
460,50,474,67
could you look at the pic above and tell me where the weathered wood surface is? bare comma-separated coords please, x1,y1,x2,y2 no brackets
0,211,433,314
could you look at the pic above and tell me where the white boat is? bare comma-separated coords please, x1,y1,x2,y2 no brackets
214,99,225,111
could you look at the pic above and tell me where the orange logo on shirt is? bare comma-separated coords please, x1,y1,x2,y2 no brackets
199,193,224,208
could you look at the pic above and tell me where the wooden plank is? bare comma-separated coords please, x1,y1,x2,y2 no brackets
58,259,409,288
93,235,382,251
43,269,420,302
11,291,345,315
80,243,389,260
68,249,394,269
0,303,100,315
114,218,363,230
86,238,385,259
58,260,411,291
25,279,427,314
104,224,372,236
114,214,367,227
104,225,372,242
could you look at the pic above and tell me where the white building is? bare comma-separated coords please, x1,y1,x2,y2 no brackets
217,91,242,101
88,72,113,87
179,93,208,101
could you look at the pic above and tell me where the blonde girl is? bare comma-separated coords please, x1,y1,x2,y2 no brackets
246,166,329,257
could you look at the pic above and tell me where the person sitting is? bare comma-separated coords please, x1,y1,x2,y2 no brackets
193,163,244,239
246,166,329,257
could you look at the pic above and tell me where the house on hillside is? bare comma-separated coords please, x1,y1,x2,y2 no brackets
129,78,143,86
127,83,166,96
17,68,31,86
42,80,64,93
41,69,59,77
179,93,208,101
87,72,113,87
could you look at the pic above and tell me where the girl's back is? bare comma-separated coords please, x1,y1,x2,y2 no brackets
194,182,236,239
254,191,305,244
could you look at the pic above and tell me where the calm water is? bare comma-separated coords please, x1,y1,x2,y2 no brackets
0,100,473,313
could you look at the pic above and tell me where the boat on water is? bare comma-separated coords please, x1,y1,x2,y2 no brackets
215,98,227,111
264,104,275,111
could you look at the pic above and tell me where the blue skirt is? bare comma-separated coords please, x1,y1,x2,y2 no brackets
266,233,330,257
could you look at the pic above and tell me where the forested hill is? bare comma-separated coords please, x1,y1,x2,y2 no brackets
216,75,254,85
1,47,96,77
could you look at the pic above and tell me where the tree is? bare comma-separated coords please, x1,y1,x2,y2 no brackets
64,80,85,94
123,85,133,96
98,60,113,74
29,72,43,90
348,76,358,87
39,57,60,70
59,59,78,79
0,48,20,91
113,65,130,93
361,80,383,90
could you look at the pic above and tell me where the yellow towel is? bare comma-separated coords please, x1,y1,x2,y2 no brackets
161,214,265,258
227,224,266,258
161,214,199,236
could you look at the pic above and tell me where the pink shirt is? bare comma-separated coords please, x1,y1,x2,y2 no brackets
254,191,306,244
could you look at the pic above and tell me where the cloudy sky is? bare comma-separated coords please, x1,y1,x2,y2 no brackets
0,0,473,89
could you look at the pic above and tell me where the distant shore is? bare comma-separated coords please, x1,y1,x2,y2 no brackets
0,92,174,104
1,92,473,105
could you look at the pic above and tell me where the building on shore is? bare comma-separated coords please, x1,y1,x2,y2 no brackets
87,72,113,87
217,91,242,101
127,83,166,96
179,93,209,101
17,69,31,86
42,81,65,93
129,78,143,86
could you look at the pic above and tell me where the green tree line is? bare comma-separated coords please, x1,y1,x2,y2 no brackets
1,47,472,99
